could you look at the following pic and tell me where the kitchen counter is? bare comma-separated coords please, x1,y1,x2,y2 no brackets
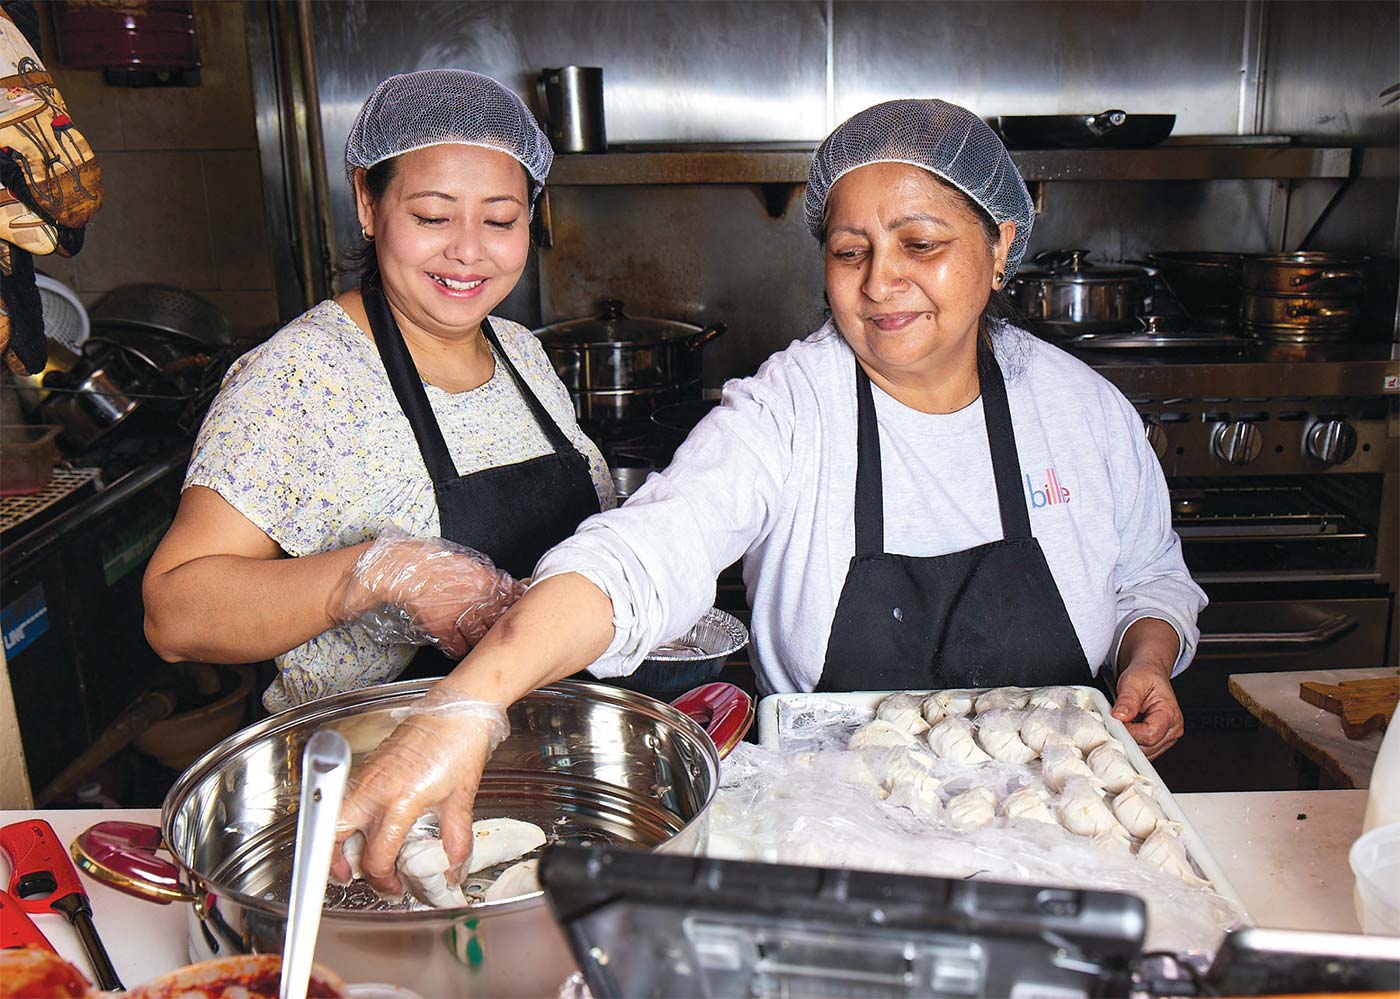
1,791,1371,989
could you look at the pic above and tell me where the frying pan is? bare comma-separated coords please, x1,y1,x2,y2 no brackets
997,110,1176,149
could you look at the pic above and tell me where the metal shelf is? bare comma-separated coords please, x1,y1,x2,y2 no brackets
547,145,1354,186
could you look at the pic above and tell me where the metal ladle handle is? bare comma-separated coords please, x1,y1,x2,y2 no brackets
280,729,351,999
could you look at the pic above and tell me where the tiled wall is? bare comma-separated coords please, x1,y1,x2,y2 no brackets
36,3,278,344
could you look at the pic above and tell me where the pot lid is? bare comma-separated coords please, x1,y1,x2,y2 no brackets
534,300,706,346
1015,249,1149,283
1247,252,1366,267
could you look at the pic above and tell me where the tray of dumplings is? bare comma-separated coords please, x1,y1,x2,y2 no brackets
755,685,1247,918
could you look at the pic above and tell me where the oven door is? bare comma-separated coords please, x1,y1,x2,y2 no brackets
1175,597,1392,720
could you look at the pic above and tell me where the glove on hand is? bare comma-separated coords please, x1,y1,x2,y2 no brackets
336,528,526,658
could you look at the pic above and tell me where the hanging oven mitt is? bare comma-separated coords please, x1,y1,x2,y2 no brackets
0,3,102,374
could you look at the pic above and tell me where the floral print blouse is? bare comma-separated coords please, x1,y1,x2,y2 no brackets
185,300,614,712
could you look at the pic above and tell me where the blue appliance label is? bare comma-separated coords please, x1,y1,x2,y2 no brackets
2,584,48,658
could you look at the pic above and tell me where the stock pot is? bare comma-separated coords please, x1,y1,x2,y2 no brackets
534,299,725,422
1007,250,1152,338
1240,253,1367,341
73,679,752,996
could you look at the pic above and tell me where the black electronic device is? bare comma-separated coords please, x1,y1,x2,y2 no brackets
538,843,1147,998
1202,927,1400,995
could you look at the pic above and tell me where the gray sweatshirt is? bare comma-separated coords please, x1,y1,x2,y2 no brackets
533,322,1206,694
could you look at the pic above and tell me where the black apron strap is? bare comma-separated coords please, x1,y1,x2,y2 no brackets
852,363,885,557
976,338,1033,541
478,318,576,454
850,337,1031,552
363,278,461,482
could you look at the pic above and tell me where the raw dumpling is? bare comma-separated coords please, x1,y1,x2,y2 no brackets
467,818,548,875
919,695,946,727
885,771,944,822
339,831,366,882
1111,784,1173,839
1040,743,1102,793
875,693,932,735
973,686,1032,713
1027,686,1095,711
1056,779,1125,838
928,689,976,717
945,786,998,829
1063,709,1112,752
1001,787,1056,825
483,859,540,901
1092,827,1134,856
848,719,918,750
398,837,468,908
975,722,1038,765
1139,828,1211,887
926,718,992,764
1086,743,1142,794
1019,708,1066,754
881,745,939,789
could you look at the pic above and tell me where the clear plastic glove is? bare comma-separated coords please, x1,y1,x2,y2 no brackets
334,528,526,658
330,687,510,894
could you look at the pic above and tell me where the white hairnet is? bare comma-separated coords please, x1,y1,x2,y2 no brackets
805,99,1034,277
344,69,552,207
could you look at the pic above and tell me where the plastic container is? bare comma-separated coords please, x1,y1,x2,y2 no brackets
1349,823,1400,935
0,423,61,495
1362,721,1400,836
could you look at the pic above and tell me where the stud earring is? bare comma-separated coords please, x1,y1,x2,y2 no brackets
361,227,374,242
994,270,1005,288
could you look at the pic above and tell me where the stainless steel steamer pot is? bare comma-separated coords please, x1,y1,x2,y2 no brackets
1007,249,1151,337
73,679,752,997
533,299,725,422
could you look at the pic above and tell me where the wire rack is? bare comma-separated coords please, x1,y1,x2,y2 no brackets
0,466,101,538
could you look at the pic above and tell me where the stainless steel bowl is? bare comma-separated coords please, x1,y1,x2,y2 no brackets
77,678,747,996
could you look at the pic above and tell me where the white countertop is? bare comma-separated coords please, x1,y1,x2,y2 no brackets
1229,668,1395,788
1,792,1372,990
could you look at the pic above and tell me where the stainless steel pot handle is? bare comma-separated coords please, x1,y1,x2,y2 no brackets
1288,269,1362,288
1285,303,1357,319
1198,612,1358,648
685,323,726,350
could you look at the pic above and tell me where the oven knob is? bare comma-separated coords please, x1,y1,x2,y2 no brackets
1211,421,1262,465
1142,417,1167,459
1306,419,1358,465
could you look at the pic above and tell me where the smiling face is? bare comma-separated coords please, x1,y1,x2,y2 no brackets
354,143,530,342
823,162,1015,402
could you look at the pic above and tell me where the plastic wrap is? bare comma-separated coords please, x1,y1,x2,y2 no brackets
336,528,526,657
729,691,1250,962
335,689,511,889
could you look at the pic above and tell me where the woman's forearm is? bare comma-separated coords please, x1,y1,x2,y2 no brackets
143,544,368,663
434,572,615,705
1115,616,1180,676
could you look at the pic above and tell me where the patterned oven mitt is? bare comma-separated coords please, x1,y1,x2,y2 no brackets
0,3,102,374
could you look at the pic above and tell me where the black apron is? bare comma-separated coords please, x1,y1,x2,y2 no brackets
818,340,1090,691
362,280,601,678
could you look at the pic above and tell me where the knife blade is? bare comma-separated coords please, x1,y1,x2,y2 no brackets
0,819,123,990
0,888,55,952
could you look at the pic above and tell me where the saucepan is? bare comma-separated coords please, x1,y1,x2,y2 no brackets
72,679,753,997
996,110,1176,149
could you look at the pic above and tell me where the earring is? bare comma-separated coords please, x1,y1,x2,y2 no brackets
361,227,374,242
994,270,1005,288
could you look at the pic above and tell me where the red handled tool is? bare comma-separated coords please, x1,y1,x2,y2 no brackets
0,819,123,990
0,888,55,952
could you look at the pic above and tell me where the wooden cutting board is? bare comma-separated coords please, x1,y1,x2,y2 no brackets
1298,673,1398,739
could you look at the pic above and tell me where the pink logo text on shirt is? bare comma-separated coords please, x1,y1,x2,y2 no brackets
1026,469,1071,508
